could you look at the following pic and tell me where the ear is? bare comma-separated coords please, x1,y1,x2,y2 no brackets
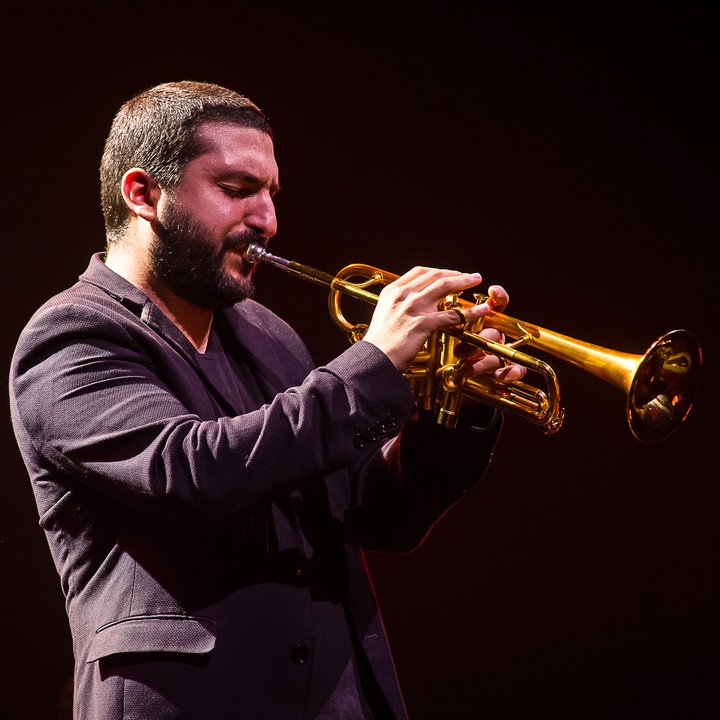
121,168,161,222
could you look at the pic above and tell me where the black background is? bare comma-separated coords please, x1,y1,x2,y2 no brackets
1,4,717,718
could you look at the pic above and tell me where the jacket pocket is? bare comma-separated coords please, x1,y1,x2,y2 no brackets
87,613,216,662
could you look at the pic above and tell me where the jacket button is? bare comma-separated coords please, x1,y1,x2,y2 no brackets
290,643,310,665
294,559,310,581
384,413,398,429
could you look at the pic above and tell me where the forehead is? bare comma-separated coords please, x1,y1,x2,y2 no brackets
192,122,277,174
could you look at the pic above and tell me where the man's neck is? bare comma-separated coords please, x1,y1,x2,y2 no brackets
145,286,214,353
105,243,213,353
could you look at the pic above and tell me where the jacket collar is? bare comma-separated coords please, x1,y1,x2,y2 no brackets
79,252,195,352
78,252,289,410
79,252,152,310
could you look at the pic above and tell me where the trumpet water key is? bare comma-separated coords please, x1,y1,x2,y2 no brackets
244,243,701,443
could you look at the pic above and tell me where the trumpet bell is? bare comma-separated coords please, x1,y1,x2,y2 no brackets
628,329,701,443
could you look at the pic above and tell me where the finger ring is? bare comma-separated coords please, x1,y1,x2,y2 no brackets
453,308,467,326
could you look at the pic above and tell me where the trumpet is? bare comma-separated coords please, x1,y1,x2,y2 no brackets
245,243,701,443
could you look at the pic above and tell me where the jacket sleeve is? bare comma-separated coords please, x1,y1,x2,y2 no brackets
349,402,503,552
9,297,417,525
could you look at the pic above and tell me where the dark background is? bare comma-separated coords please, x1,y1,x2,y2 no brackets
1,4,717,718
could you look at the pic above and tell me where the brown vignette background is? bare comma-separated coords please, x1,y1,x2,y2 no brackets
0,4,717,718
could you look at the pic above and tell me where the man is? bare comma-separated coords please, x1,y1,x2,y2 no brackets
9,81,522,719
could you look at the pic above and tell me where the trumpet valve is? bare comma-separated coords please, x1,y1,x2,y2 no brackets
434,362,470,428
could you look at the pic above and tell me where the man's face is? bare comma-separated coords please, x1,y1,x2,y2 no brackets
149,123,279,309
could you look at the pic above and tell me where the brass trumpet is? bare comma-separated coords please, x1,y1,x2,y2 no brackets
245,243,701,443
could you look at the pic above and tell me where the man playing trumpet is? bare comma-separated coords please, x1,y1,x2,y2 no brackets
9,80,524,719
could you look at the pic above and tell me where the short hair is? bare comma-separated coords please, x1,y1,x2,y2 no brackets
100,81,273,243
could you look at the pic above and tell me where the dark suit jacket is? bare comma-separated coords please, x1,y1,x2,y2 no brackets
9,253,502,719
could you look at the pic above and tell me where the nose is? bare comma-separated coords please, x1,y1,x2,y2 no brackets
246,191,277,239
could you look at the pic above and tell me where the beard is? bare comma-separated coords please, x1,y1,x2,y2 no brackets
148,200,262,310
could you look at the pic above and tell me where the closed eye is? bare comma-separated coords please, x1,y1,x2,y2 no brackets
219,183,255,199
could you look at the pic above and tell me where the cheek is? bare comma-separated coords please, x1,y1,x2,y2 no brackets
180,184,236,221
192,205,238,243
207,198,248,231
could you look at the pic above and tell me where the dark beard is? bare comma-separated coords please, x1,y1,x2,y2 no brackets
148,202,261,310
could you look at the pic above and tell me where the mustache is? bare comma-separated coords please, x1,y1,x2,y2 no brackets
223,229,267,252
